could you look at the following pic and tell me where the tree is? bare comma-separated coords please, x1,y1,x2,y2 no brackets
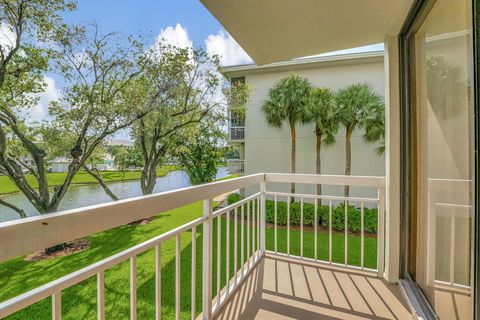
175,122,224,185
302,87,339,201
0,0,75,216
261,74,312,196
111,145,142,172
0,23,150,217
336,83,384,197
131,46,225,195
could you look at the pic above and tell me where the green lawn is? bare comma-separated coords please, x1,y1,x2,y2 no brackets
0,198,377,319
0,166,177,195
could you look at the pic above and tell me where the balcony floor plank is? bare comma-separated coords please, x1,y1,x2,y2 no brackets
214,254,413,320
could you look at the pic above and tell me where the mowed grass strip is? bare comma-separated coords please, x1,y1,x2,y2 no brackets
1,199,377,319
0,166,177,195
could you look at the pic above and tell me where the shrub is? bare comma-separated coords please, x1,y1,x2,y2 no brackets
226,194,377,233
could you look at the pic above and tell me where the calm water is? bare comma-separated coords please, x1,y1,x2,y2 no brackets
0,168,228,222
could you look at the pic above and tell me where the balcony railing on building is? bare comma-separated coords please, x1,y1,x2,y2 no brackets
226,159,245,174
0,173,392,319
229,127,245,141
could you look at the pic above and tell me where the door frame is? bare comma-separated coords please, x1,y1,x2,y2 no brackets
398,0,479,319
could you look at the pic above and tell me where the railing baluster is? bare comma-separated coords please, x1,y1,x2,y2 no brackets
226,210,230,295
377,187,385,277
216,216,221,302
247,200,250,271
344,200,348,266
329,200,332,263
287,196,291,256
234,207,238,285
241,204,245,277
274,195,278,254
191,228,196,320
52,291,61,320
260,182,266,254
97,272,105,320
361,202,365,269
450,213,456,286
175,235,181,320
130,256,137,320
155,244,161,320
257,196,260,258
360,201,365,269
202,199,213,320
314,199,318,261
176,235,181,320
300,197,304,258
252,199,256,262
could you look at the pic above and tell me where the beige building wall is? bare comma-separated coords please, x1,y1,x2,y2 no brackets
238,55,385,197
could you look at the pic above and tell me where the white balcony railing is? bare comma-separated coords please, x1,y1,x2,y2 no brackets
0,173,385,319
226,159,245,174
229,127,244,141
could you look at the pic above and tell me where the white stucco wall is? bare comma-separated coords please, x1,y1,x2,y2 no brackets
240,56,385,197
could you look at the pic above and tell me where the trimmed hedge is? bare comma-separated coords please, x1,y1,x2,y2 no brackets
227,193,378,233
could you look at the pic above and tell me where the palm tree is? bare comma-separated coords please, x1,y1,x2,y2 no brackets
302,87,339,201
336,83,384,197
261,74,312,195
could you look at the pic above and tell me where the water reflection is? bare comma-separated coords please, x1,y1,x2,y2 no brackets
0,168,228,222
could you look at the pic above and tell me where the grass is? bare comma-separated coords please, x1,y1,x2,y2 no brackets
0,166,177,195
0,195,377,319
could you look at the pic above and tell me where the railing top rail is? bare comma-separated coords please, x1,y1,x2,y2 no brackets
265,191,379,203
265,173,386,188
0,173,264,263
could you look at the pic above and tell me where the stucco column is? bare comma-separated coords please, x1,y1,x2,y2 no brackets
384,35,401,283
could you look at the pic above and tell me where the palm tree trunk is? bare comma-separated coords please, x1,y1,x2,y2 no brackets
290,124,296,199
316,132,322,204
344,129,352,197
316,132,323,224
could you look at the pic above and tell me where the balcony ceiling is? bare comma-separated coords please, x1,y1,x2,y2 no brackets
200,0,413,65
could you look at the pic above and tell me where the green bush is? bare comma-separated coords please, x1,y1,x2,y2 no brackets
227,193,378,233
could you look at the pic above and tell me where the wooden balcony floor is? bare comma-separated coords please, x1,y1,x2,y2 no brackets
214,254,413,320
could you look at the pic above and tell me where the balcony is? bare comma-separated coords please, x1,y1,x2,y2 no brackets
0,173,412,320
229,127,245,141
226,159,245,174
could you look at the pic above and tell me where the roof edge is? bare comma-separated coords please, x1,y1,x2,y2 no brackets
220,51,384,78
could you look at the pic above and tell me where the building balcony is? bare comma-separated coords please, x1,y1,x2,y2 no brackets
0,173,414,319
226,159,245,174
229,127,245,141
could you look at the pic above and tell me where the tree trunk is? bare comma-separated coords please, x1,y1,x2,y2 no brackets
316,132,322,205
140,158,159,195
344,129,352,197
82,165,119,201
290,124,296,200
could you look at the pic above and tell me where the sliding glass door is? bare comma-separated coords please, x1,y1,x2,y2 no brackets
402,0,476,318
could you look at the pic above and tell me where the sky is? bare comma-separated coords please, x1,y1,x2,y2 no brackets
26,0,384,124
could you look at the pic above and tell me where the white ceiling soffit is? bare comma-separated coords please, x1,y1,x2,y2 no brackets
200,0,413,65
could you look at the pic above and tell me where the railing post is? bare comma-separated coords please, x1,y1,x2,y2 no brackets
377,187,385,277
260,181,266,254
202,199,213,320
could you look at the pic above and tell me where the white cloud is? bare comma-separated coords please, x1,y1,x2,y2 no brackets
156,23,193,49
0,23,16,55
30,76,61,122
205,30,253,66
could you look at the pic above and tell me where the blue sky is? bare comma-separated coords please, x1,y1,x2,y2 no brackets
63,0,222,48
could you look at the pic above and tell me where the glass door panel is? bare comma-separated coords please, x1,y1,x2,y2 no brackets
413,0,474,318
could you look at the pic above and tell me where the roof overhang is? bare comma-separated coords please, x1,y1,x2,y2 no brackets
200,0,413,65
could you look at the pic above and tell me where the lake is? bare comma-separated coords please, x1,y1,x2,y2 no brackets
0,167,228,222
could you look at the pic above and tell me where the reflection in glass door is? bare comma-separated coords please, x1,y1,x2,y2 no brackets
412,0,474,318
